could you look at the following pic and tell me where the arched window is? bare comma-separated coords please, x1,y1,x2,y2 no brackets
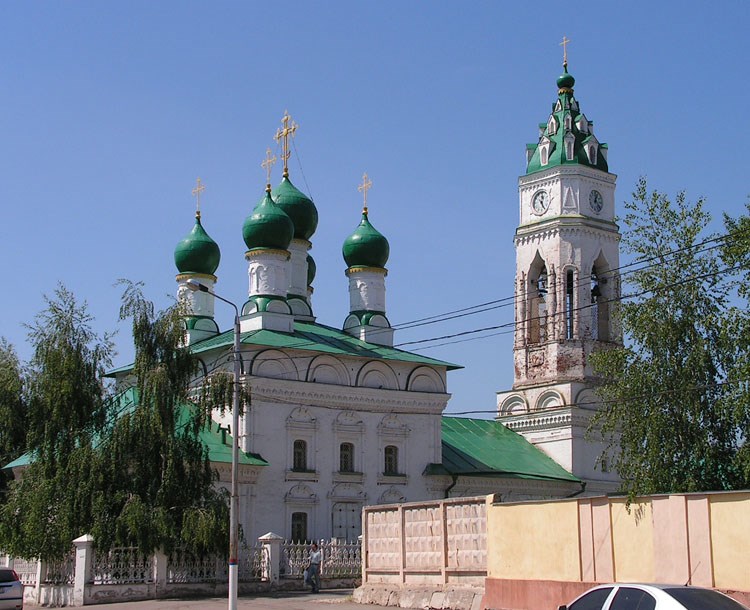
339,442,355,473
291,512,308,543
293,439,307,471
529,264,548,344
384,445,399,475
591,264,610,341
565,269,575,340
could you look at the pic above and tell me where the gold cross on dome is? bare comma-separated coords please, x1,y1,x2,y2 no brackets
261,148,277,188
192,177,206,215
274,110,298,177
560,36,571,66
358,172,372,213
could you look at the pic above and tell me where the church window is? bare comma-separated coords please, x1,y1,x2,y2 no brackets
566,270,575,340
540,146,548,165
291,512,308,543
384,445,399,475
591,264,610,341
588,145,597,165
529,265,548,344
564,113,572,131
565,135,575,160
293,439,307,471
339,442,355,473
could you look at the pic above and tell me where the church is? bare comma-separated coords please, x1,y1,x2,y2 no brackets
84,56,619,543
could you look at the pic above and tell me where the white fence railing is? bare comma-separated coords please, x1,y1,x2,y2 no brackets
3,535,360,606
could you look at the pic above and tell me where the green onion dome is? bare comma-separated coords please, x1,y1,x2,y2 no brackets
174,212,221,275
307,254,316,286
342,209,390,269
242,189,294,251
557,64,575,90
272,176,318,241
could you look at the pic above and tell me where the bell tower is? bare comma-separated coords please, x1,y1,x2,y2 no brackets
496,53,622,493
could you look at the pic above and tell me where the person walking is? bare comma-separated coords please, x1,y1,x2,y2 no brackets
307,542,323,593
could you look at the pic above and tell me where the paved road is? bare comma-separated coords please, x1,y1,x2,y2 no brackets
66,589,378,610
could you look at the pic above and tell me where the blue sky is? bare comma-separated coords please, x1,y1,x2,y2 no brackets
2,1,749,416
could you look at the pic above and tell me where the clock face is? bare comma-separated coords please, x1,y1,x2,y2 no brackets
532,190,549,215
589,189,603,214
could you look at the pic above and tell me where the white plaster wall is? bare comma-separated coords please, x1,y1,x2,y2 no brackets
347,269,387,312
287,239,310,298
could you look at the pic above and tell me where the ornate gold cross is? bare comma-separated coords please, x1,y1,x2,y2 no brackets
358,172,372,213
274,110,298,177
560,36,571,66
192,177,206,216
261,148,277,188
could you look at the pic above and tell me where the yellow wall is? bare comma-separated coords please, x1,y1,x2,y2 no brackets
709,493,750,590
610,500,654,582
487,500,581,581
486,491,750,592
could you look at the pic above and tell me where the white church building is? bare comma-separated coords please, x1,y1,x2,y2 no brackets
9,60,622,544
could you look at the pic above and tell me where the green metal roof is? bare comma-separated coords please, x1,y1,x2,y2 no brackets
431,417,581,483
2,387,268,471
189,320,460,370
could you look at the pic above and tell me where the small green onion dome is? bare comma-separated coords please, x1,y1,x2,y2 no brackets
242,189,294,251
342,209,390,269
306,254,316,286
272,176,318,241
174,213,221,275
557,65,575,90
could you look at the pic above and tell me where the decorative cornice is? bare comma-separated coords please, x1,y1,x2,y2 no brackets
497,406,593,432
515,221,620,245
247,376,449,414
518,164,617,185
346,266,388,277
245,248,291,260
176,272,217,282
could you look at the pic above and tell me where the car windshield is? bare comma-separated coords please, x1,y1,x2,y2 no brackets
664,588,748,610
0,569,17,583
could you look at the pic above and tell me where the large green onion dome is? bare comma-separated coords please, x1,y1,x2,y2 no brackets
307,254,317,286
342,209,390,269
243,189,294,251
174,212,221,275
272,176,318,241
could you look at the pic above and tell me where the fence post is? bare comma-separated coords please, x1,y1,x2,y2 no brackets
153,549,168,597
258,532,283,584
72,534,94,607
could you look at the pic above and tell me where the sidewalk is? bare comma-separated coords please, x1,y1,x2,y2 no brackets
65,589,382,610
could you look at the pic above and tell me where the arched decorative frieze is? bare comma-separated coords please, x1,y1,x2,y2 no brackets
328,483,366,501
285,483,317,505
377,414,410,438
535,390,565,411
378,487,406,504
500,394,529,416
406,366,445,393
250,349,299,381
306,354,350,386
356,360,399,390
286,407,318,430
574,388,600,411
333,411,364,433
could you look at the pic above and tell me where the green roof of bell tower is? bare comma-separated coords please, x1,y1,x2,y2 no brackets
525,62,609,175
342,208,390,269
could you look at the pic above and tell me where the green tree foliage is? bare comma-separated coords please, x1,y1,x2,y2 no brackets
0,283,234,559
720,206,750,482
0,340,27,494
90,281,230,554
590,178,743,499
0,285,113,559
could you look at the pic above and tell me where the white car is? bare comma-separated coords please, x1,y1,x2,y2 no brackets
560,584,747,610
0,568,22,610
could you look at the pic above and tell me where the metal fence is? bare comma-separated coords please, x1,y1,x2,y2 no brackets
282,539,361,579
